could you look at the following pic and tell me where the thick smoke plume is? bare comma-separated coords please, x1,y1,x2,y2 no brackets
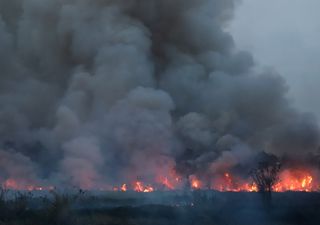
0,0,319,189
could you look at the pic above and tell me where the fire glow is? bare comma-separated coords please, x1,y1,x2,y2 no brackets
116,169,318,193
2,179,54,191
2,169,319,193
211,173,258,192
273,169,317,192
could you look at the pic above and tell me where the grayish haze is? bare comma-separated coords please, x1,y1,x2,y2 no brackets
229,0,320,120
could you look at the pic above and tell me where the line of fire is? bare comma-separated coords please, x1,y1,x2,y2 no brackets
2,152,319,193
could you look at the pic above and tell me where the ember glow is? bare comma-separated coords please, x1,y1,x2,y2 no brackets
133,181,154,193
211,173,258,192
190,175,202,190
213,169,319,192
2,179,54,191
273,169,318,192
158,176,175,190
1,168,319,193
109,168,320,192
121,184,127,192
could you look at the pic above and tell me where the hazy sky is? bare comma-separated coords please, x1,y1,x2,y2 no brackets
229,0,320,119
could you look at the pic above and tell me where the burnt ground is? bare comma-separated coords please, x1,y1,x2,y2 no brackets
0,191,320,225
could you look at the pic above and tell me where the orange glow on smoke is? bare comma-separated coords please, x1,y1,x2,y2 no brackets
211,173,258,192
121,184,127,192
133,181,154,193
190,175,202,190
273,169,317,192
211,169,318,192
3,179,19,189
160,177,175,190
157,173,182,190
2,179,54,191
112,169,318,192
1,168,319,192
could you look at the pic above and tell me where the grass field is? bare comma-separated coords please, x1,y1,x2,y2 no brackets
0,190,319,225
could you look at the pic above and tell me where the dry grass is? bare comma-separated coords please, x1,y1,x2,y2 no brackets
0,190,319,225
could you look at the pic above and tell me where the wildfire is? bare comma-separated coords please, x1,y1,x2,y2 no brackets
273,169,316,192
1,169,319,193
159,177,175,190
212,169,318,192
157,175,182,190
121,184,127,192
2,179,54,191
133,181,154,193
212,173,258,192
190,175,202,190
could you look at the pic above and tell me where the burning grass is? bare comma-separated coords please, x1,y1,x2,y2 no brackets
2,166,319,193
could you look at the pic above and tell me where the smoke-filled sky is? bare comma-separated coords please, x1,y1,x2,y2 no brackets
0,0,319,189
229,0,320,120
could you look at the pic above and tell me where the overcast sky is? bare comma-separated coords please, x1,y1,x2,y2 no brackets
229,0,320,120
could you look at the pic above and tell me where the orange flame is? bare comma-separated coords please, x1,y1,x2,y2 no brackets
160,177,175,190
121,184,127,192
211,169,318,192
133,181,155,192
1,168,319,193
190,175,202,189
211,173,257,192
273,169,316,192
2,179,54,191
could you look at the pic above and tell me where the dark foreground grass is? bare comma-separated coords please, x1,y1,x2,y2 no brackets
0,190,319,225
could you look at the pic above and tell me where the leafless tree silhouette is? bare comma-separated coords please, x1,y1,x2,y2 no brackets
251,155,281,193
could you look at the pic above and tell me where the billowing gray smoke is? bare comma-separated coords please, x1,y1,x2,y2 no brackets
0,0,319,189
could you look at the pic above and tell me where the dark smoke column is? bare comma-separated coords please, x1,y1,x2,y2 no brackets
0,0,319,189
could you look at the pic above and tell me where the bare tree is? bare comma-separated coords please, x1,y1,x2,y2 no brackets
250,154,281,193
